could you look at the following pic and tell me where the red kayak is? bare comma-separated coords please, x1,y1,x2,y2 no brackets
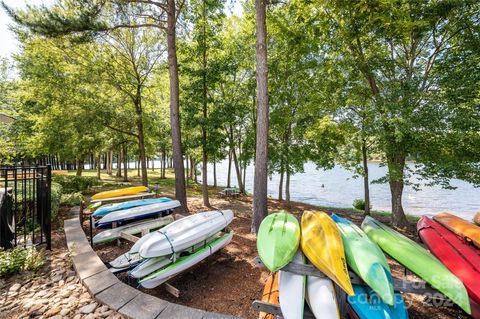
418,216,480,307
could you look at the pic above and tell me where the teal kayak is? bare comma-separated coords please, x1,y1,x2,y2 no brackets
331,213,394,305
361,216,471,314
92,197,172,217
348,284,408,319
257,211,300,272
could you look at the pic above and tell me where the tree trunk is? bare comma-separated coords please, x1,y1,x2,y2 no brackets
185,156,189,186
123,144,128,182
229,126,245,193
167,0,188,212
137,158,141,177
252,0,269,233
161,147,167,179
213,159,217,188
190,157,195,180
387,153,408,227
278,164,284,201
227,151,232,188
134,92,149,186
76,158,83,176
286,168,291,206
96,155,101,180
362,140,370,216
116,151,122,177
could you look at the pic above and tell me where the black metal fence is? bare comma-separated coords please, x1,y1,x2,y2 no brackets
0,165,52,249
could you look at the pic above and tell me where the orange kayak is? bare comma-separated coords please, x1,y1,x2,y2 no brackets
259,273,279,319
474,213,480,226
434,212,480,248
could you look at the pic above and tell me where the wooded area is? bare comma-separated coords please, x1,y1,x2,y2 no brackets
0,0,479,228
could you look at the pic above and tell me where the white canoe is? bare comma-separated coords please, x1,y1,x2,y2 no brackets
139,232,233,289
306,275,340,319
93,216,174,245
130,232,222,279
137,210,234,258
279,251,306,319
95,200,181,228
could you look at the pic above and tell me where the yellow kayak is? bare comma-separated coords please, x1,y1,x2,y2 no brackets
91,186,149,200
301,211,354,296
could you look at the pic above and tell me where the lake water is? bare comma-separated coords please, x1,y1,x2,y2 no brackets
203,161,479,220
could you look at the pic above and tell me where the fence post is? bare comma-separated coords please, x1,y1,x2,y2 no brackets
45,165,52,250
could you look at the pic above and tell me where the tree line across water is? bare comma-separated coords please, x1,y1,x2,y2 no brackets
0,0,479,230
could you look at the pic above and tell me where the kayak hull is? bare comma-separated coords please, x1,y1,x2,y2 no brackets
138,210,234,258
331,213,394,305
259,273,279,319
91,186,149,200
257,211,301,272
92,197,172,217
92,216,173,244
301,211,353,296
347,285,408,319
417,216,480,304
95,200,180,228
306,275,340,319
279,251,305,319
434,212,480,248
361,216,471,314
139,232,233,288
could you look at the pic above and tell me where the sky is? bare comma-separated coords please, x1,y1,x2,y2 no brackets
0,0,54,58
0,0,243,59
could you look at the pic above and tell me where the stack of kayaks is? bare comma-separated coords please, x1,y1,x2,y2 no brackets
116,210,234,288
257,211,353,319
362,216,471,315
94,200,181,228
418,214,480,318
91,186,149,200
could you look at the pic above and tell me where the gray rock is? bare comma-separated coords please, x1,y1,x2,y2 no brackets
9,283,21,292
80,303,97,314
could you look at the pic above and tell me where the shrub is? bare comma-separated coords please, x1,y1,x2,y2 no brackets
52,175,99,193
353,198,366,211
50,182,63,219
0,247,45,277
61,192,84,206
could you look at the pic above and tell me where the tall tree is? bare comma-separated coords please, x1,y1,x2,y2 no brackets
252,0,269,233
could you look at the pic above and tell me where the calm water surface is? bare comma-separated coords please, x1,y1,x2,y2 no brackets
204,161,479,220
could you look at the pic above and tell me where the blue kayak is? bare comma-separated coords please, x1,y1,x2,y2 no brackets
92,197,172,217
348,285,408,319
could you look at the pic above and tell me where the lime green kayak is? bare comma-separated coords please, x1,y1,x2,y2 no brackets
361,216,471,314
257,211,300,272
331,213,394,305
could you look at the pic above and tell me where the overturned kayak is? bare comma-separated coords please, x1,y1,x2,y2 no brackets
362,216,471,314
259,272,279,319
418,216,480,305
92,216,174,245
109,252,143,270
92,197,172,217
257,211,300,272
139,232,233,288
301,211,354,296
331,213,394,305
138,210,234,258
434,212,480,248
95,200,180,229
91,186,149,200
279,251,305,319
306,273,340,319
347,285,408,319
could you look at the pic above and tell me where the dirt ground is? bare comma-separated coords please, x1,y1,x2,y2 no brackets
87,194,470,319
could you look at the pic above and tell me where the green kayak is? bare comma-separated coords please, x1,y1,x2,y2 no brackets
361,216,471,314
257,211,300,272
331,213,394,305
